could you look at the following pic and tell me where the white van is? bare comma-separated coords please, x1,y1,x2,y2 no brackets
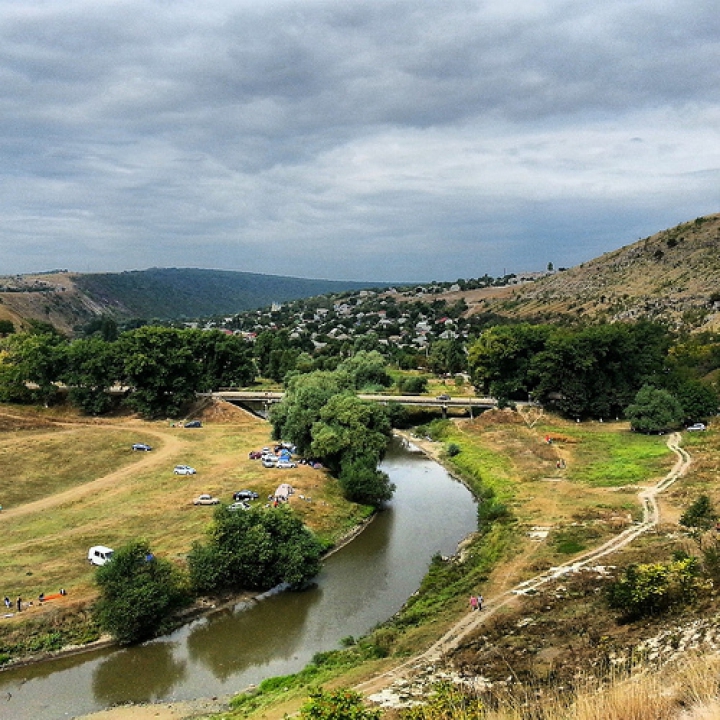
88,546,114,566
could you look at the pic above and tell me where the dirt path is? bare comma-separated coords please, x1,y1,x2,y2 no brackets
0,422,185,521
356,432,692,704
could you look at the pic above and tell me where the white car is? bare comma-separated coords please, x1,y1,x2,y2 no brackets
193,494,219,505
262,457,277,468
228,501,250,512
687,423,706,431
276,459,297,469
174,465,197,475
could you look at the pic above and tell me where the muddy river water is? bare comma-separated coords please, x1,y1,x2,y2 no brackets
0,438,478,720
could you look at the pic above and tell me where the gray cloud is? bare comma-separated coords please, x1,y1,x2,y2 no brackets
0,0,718,281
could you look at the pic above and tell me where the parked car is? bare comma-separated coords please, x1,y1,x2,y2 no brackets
132,443,152,451
88,545,114,566
262,457,277,468
276,459,297,469
184,420,202,428
228,501,250,512
437,394,451,401
174,465,196,475
193,493,219,505
233,489,259,501
687,423,707,431
248,450,263,460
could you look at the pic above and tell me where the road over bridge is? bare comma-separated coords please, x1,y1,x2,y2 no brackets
209,390,497,413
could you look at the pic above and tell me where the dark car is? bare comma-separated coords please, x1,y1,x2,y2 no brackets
132,443,153,451
437,394,451,401
233,489,259,501
184,420,202,428
248,450,263,460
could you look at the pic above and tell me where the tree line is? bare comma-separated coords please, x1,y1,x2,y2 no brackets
466,321,719,431
0,322,256,417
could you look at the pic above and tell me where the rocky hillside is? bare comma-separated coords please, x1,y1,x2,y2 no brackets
470,213,720,332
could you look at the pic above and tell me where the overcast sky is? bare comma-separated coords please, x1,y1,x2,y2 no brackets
1,1,718,282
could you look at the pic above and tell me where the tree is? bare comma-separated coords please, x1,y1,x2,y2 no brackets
188,505,323,594
680,495,718,532
93,541,188,645
189,330,256,390
270,371,342,455
310,394,392,476
338,455,395,507
467,324,552,401
625,385,684,433
63,338,122,415
336,351,392,391
3,330,68,406
119,327,202,418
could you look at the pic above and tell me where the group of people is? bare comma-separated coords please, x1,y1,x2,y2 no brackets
4,589,67,614
469,594,484,611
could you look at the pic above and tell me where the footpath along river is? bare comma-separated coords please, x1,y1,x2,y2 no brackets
0,437,478,720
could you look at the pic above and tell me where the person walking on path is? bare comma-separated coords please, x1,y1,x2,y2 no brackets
477,594,483,610
469,595,478,611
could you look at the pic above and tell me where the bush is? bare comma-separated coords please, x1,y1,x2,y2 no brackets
606,557,700,620
93,541,189,645
680,495,718,532
300,687,381,720
188,505,324,594
446,443,461,457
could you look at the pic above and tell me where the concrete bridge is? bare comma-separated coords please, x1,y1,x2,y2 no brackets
210,390,497,415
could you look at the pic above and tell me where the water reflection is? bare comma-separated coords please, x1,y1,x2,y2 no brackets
92,641,187,705
186,587,319,679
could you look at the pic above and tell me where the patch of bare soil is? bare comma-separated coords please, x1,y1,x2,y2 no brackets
191,398,257,424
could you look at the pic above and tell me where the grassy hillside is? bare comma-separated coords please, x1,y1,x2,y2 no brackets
472,213,720,331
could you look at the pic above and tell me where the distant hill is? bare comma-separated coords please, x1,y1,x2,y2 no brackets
73,268,383,320
0,268,384,334
1,213,719,336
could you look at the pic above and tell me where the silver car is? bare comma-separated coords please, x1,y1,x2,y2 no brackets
174,465,197,475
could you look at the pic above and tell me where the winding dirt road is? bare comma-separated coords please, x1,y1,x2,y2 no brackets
0,421,184,521
357,432,692,704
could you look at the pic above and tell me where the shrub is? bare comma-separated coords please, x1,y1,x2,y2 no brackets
93,541,189,645
300,687,381,720
607,557,700,620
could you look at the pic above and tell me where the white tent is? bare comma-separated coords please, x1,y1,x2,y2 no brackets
274,483,294,501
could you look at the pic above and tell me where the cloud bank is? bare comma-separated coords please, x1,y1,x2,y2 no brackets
1,0,718,281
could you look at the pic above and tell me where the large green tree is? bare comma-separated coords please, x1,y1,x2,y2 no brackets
189,330,256,390
93,541,188,645
63,337,123,415
270,371,342,454
188,505,323,594
310,394,392,475
119,327,202,418
625,385,684,433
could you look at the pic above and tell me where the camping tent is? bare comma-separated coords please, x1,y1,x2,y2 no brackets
274,483,294,501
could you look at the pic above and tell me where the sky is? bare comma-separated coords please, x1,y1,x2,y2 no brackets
1,1,719,283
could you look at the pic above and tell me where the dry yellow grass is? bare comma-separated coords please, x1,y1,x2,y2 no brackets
0,401,365,621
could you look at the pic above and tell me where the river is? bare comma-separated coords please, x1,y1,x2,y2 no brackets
0,437,478,720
